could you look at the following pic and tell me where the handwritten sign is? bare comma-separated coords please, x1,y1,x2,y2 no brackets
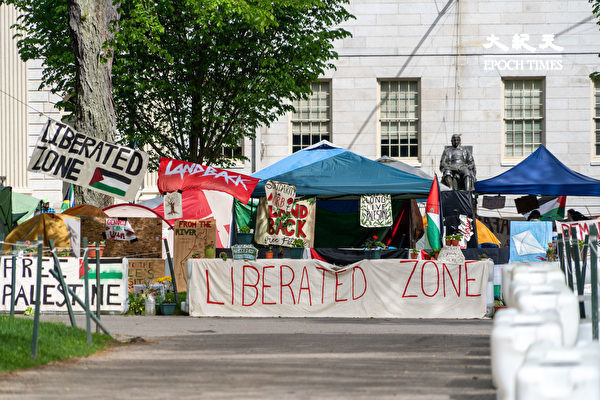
27,120,148,202
187,259,490,318
173,219,216,291
0,257,128,313
163,191,183,219
231,245,258,261
254,197,316,247
265,180,296,214
105,218,137,241
360,194,392,227
124,258,166,292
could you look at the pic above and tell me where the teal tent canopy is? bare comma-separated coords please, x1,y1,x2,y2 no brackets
251,141,432,198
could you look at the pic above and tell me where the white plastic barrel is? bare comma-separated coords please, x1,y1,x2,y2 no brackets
506,262,563,307
491,308,563,400
516,341,600,400
514,283,579,347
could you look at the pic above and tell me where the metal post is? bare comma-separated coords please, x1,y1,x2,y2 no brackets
563,228,574,291
10,247,16,316
163,238,178,303
31,236,43,360
48,240,76,328
589,225,598,341
95,242,101,333
557,232,567,282
571,226,586,319
83,237,92,345
49,269,112,338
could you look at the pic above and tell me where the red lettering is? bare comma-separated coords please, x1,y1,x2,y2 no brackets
262,266,276,305
242,265,260,306
465,261,481,297
335,271,348,302
443,263,461,297
296,220,307,238
420,261,439,297
401,260,419,298
279,265,296,304
316,267,327,303
298,205,308,219
352,266,367,300
298,266,312,306
206,269,224,305
282,220,295,236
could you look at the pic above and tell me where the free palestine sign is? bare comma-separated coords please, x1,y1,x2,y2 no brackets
27,120,149,202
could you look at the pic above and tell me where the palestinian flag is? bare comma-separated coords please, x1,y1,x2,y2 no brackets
89,168,131,197
426,174,442,249
524,196,566,221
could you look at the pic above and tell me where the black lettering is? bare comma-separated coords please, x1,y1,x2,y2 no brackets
79,136,96,157
65,158,84,181
91,284,102,306
111,148,131,171
39,120,52,143
22,258,33,278
55,284,66,307
57,125,74,149
69,133,85,155
16,286,29,306
125,151,143,175
49,122,66,146
30,146,48,171
43,284,53,305
3,284,11,305
102,143,118,164
107,284,119,305
89,141,104,162
52,155,75,178
41,150,60,172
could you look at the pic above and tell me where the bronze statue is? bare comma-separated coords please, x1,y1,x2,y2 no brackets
440,134,476,191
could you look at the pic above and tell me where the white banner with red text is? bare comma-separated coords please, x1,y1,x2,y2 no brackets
187,259,490,318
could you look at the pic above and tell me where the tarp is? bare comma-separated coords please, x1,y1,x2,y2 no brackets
475,146,600,196
0,187,12,238
375,156,451,192
2,213,80,253
62,204,108,217
12,192,42,224
251,141,432,197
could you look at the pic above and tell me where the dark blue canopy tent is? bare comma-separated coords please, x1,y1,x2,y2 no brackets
475,146,600,196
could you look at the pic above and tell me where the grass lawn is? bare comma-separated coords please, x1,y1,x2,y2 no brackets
0,315,115,372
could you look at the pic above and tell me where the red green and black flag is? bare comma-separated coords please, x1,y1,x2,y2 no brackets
89,168,131,197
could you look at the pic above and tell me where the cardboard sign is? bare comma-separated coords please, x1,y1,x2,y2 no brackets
163,191,183,219
124,258,167,292
27,120,148,202
0,257,128,313
360,194,392,227
265,180,296,214
187,259,490,318
254,197,316,248
173,219,216,291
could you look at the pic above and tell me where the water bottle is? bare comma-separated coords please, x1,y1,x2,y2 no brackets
145,293,156,316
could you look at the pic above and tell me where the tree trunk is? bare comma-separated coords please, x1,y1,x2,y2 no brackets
68,0,118,208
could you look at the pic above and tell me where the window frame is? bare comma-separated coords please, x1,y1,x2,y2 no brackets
593,79,600,159
290,80,332,153
502,77,545,160
377,78,421,161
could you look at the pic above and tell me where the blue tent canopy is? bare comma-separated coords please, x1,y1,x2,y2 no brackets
475,146,600,196
251,142,433,197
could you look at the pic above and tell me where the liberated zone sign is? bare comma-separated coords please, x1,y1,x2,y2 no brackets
0,257,128,313
27,120,149,202
188,259,490,318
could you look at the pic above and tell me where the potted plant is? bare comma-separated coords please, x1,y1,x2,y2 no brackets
444,235,453,246
452,234,462,246
410,248,419,259
56,247,71,257
88,240,106,258
219,251,228,261
278,246,285,258
363,235,387,259
290,239,305,259
429,248,441,260
237,225,254,244
191,252,203,259
128,292,145,315
155,291,177,315
204,241,216,258
265,246,274,259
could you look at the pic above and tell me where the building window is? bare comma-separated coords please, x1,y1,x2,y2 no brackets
504,79,544,158
221,142,243,159
379,80,419,158
594,80,600,156
291,81,330,152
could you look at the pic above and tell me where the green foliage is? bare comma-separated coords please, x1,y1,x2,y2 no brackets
239,225,251,233
0,316,114,372
3,0,353,169
127,292,145,315
292,238,305,248
155,291,176,305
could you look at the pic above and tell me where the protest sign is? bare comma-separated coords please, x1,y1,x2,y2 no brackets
124,258,166,292
157,157,259,204
254,197,316,248
173,219,216,291
555,219,600,241
0,257,128,313
105,218,137,241
265,180,296,214
27,120,148,202
360,194,392,227
188,259,489,318
164,191,183,219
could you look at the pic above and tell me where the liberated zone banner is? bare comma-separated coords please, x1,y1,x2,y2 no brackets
157,157,260,204
27,120,149,202
0,257,128,313
188,259,490,318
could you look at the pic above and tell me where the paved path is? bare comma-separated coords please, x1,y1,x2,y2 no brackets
0,316,495,399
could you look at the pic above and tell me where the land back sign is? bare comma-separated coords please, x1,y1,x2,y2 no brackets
27,120,149,202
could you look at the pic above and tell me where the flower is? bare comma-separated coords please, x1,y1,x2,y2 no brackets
156,276,174,292
155,291,176,305
363,235,387,249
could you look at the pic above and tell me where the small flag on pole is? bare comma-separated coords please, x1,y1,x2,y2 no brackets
61,184,75,212
426,174,442,249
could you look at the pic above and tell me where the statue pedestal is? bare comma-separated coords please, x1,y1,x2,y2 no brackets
437,246,465,264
